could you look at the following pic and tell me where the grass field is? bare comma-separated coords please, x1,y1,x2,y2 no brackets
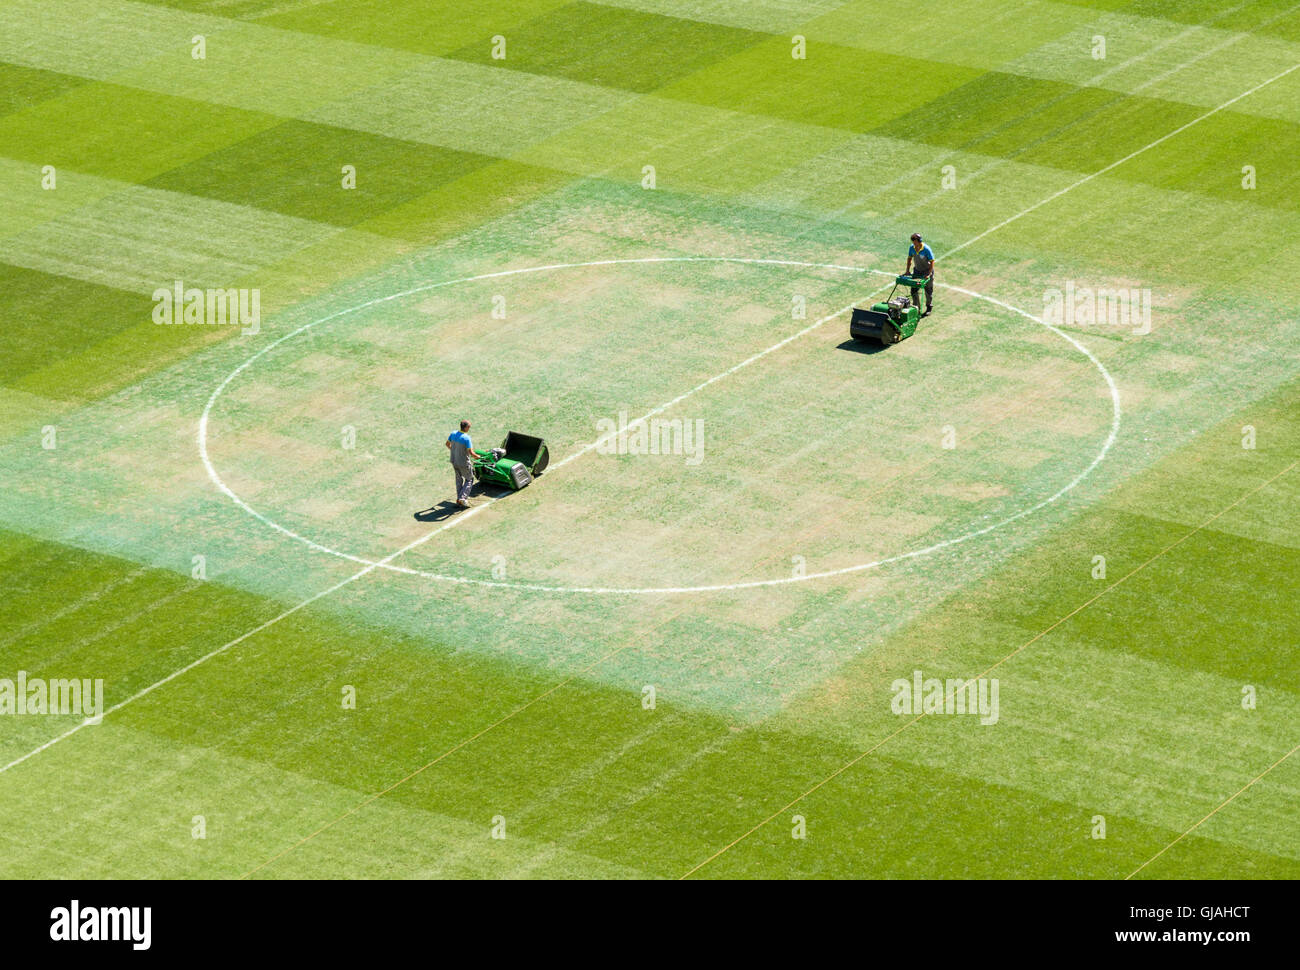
0,0,1298,880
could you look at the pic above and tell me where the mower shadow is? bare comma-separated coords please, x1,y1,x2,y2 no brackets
836,338,890,355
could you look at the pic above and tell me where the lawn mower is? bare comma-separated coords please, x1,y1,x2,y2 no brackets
471,431,550,491
849,274,930,345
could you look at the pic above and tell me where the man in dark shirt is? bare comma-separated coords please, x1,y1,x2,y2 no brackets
905,233,936,316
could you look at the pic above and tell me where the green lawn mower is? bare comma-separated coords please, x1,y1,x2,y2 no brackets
471,431,550,491
849,274,930,345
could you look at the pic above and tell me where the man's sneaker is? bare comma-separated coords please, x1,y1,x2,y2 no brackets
456,499,469,508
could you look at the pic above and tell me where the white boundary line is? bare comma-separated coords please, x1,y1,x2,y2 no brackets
200,259,1121,594
5,59,1293,774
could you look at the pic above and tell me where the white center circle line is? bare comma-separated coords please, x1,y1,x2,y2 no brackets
199,257,1121,595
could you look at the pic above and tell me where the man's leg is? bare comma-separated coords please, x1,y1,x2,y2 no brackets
455,466,474,505
924,273,934,313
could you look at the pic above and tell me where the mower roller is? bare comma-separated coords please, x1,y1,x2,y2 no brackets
850,274,930,345
472,431,550,491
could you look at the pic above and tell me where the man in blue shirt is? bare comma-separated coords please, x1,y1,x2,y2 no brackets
905,233,936,316
445,419,483,508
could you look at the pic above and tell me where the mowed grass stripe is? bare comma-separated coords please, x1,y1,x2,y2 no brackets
873,71,1300,212
1129,737,1300,878
0,178,358,401
679,455,1297,877
0,266,155,391
2,501,1293,878
7,0,1297,217
0,0,1286,317
0,530,319,765
0,61,88,117
0,81,279,185
0,83,574,400
593,0,1300,119
142,117,573,236
442,1,770,93
261,0,1300,118
257,0,578,57
0,715,650,878
1062,0,1300,43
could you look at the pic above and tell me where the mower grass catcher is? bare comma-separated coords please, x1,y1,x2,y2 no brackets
850,274,929,346
471,432,550,491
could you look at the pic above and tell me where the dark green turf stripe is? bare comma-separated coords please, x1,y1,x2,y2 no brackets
0,264,155,392
1046,516,1299,687
876,71,1300,212
0,528,284,765
0,529,276,696
143,118,570,235
0,261,260,405
443,1,769,93
0,62,88,118
690,753,1180,878
354,156,574,242
656,35,985,130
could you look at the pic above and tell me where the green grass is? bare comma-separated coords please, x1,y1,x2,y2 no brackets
0,0,1297,879
0,266,155,396
447,2,768,93
146,120,510,229
0,82,278,184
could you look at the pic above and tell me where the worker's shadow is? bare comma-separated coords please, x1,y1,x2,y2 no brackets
836,339,891,355
413,485,515,522
412,501,462,523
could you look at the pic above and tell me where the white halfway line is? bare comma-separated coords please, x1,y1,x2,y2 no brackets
3,60,1294,775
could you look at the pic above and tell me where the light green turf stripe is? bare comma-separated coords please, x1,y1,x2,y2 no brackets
886,639,1300,859
0,175,349,294
0,158,126,242
1137,755,1300,878
0,0,635,152
0,0,426,114
301,59,635,157
586,0,860,34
